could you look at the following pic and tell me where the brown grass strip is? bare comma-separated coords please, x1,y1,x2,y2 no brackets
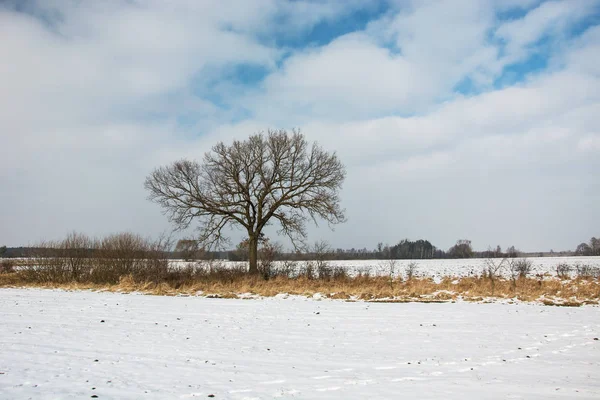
1,272,598,305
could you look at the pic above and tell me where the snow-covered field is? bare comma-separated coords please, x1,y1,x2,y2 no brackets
5,256,600,281
1,288,599,399
175,256,600,280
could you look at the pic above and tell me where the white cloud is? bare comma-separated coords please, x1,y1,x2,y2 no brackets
0,0,598,251
252,33,435,121
494,0,597,64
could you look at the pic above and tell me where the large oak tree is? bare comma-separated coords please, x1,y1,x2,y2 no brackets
145,129,346,274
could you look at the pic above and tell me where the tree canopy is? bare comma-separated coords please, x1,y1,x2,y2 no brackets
145,129,346,274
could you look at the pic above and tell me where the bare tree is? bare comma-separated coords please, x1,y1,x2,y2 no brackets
483,255,506,295
145,129,346,275
175,239,203,261
377,258,398,290
311,240,333,278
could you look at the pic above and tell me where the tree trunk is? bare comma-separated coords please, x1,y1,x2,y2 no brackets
248,235,259,275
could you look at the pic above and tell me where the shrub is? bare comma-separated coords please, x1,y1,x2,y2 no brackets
257,240,282,280
300,261,316,280
278,260,299,278
512,259,533,279
405,262,418,280
483,258,507,295
355,267,372,278
556,263,572,279
20,232,172,284
0,260,15,274
61,232,94,281
575,264,600,279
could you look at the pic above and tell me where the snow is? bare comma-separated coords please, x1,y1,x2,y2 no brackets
1,288,599,399
5,256,600,281
173,256,600,281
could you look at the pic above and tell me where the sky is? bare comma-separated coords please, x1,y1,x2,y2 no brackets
1,0,599,252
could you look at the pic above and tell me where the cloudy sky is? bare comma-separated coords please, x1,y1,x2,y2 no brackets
1,0,598,252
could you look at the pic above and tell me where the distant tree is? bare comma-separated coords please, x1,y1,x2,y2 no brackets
175,239,203,261
390,239,435,259
591,237,600,256
145,129,346,275
230,237,253,262
575,242,591,256
573,237,600,256
376,242,385,259
433,248,447,258
506,246,518,258
448,239,473,259
0,246,6,257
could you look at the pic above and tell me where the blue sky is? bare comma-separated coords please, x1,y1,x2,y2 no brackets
0,0,599,251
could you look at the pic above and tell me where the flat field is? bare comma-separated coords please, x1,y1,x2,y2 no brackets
172,256,600,280
1,288,599,399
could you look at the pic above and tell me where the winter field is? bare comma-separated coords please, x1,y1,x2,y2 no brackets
0,288,599,399
171,256,600,281
4,256,600,280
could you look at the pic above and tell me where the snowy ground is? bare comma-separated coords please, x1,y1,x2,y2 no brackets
1,289,599,399
5,256,600,280
175,256,600,280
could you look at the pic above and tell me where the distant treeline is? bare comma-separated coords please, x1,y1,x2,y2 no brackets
1,235,597,261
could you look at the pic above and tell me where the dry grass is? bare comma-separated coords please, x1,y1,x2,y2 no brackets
1,270,598,306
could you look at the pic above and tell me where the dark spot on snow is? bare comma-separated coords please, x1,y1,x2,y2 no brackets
594,338,598,341
526,356,531,358
100,320,105,323
518,347,522,350
94,360,99,362
208,395,215,398
91,396,98,398
316,312,320,315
